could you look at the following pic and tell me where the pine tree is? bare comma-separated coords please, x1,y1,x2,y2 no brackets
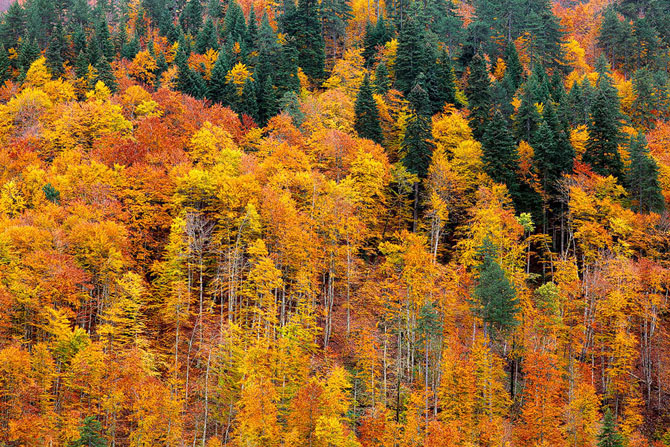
354,74,383,144
585,62,624,179
401,78,434,178
627,133,664,213
465,50,491,140
374,61,390,95
597,409,624,447
482,109,520,194
472,236,519,338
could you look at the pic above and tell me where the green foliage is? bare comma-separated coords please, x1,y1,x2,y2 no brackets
354,74,383,144
394,15,432,95
482,110,520,194
401,79,434,178
69,416,107,447
584,63,624,179
43,183,60,204
626,133,664,214
464,50,491,140
196,17,218,54
472,237,519,336
597,408,624,447
373,61,390,95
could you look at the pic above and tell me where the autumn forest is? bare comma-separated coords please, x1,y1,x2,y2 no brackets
1,0,670,445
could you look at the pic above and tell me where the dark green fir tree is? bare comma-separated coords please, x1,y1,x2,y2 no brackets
354,74,383,144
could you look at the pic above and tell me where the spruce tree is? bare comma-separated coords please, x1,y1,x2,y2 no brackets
354,74,383,144
362,20,377,64
585,62,624,179
244,6,258,58
465,50,491,140
121,34,140,60
472,236,519,338
18,38,40,74
427,48,458,111
96,18,115,61
627,133,664,213
0,2,26,50
321,0,352,65
75,50,89,80
597,409,624,447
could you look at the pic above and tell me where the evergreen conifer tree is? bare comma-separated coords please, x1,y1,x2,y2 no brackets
585,60,624,179
473,236,519,338
627,133,664,213
597,409,624,447
401,77,433,178
482,109,520,194
354,74,383,144
465,50,491,140
374,61,390,95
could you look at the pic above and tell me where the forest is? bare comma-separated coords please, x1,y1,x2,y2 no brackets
1,0,670,445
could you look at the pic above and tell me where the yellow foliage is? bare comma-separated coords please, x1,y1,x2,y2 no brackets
570,125,589,159
432,108,474,152
492,57,506,81
322,48,366,98
189,121,242,167
226,62,253,95
129,50,158,84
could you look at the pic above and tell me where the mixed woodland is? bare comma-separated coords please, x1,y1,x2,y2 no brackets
2,0,670,445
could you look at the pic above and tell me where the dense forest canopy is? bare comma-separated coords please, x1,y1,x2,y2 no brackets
2,0,670,445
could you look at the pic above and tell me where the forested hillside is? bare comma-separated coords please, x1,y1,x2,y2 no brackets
2,0,670,445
